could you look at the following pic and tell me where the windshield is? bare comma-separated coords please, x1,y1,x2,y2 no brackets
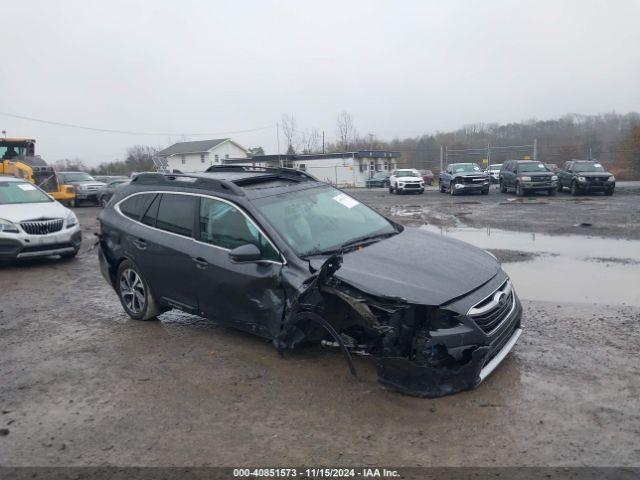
60,172,95,182
0,181,53,205
574,162,605,173
255,185,397,257
395,170,419,177
452,164,481,173
518,162,549,173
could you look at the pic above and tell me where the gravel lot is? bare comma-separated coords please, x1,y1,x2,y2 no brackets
1,185,639,467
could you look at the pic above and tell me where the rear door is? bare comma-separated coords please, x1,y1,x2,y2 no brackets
190,196,284,338
134,192,200,312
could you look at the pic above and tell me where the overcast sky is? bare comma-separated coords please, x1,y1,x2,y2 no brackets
2,0,639,165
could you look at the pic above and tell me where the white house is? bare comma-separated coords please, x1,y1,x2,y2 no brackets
225,151,401,187
157,138,249,173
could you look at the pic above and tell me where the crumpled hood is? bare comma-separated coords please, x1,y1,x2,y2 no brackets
0,201,70,223
310,228,500,305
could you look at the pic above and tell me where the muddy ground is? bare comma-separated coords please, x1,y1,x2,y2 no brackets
1,185,639,468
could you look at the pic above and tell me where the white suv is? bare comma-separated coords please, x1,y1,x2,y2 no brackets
0,176,82,261
389,168,425,194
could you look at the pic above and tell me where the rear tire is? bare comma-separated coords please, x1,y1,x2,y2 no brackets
116,260,160,321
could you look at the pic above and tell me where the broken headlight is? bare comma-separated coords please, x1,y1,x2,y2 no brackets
428,309,461,330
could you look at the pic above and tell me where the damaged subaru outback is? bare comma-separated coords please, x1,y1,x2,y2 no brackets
97,166,522,397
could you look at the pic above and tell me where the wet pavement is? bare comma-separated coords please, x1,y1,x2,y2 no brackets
1,190,640,467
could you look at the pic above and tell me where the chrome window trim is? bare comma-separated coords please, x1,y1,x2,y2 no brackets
114,190,285,265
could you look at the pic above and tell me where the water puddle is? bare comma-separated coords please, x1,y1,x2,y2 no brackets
421,225,640,306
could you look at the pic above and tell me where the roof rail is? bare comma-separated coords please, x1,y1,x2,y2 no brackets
205,164,316,181
131,172,245,196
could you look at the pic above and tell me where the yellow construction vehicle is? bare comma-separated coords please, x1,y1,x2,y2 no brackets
0,138,75,203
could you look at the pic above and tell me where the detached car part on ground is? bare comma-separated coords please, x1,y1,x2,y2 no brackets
0,176,81,261
439,163,490,195
97,167,522,397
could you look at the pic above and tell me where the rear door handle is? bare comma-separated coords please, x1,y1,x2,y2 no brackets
132,238,147,250
192,256,209,269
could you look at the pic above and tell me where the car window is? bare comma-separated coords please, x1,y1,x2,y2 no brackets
120,193,156,221
155,194,197,237
254,185,396,257
141,194,161,227
198,197,280,261
518,162,549,173
0,181,53,204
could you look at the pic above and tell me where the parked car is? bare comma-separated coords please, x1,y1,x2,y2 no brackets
365,171,391,188
439,163,489,195
484,163,503,183
556,160,615,196
98,166,522,398
0,176,82,261
419,169,435,185
499,160,557,197
57,172,106,207
98,179,131,207
389,169,425,194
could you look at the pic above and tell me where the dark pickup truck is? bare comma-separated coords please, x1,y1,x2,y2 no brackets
557,160,615,195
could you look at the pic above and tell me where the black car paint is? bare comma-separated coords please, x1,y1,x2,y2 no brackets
365,172,391,188
98,169,522,397
557,160,615,195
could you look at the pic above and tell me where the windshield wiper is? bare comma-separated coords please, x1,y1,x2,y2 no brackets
302,231,397,258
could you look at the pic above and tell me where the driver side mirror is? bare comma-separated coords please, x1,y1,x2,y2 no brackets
229,243,262,262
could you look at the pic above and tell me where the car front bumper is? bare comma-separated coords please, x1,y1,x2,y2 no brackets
521,181,557,190
0,226,82,260
454,182,490,191
74,192,100,201
576,180,615,191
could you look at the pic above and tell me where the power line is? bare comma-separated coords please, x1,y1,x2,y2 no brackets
0,111,275,137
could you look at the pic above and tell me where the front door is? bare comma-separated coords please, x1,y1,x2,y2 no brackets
190,196,284,338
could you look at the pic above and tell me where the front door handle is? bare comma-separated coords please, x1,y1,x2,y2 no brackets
132,238,147,250
192,256,209,269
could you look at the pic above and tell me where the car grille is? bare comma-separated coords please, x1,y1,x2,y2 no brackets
404,182,421,189
587,176,609,183
468,279,514,334
531,176,550,182
463,176,486,184
20,218,64,235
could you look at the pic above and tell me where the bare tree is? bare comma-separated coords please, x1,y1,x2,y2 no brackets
280,114,298,154
336,111,357,150
301,128,321,153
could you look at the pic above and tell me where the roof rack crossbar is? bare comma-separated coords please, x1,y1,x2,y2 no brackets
131,172,246,196
205,165,316,181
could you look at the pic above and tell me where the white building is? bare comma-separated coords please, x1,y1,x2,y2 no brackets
226,151,401,187
157,138,248,173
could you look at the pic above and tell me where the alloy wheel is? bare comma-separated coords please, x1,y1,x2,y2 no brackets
119,268,146,314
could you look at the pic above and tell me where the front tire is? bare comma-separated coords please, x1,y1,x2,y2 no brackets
439,182,446,193
450,182,456,196
557,182,563,192
481,188,489,195
570,181,579,196
605,188,614,196
500,180,507,193
548,188,556,196
116,260,160,321
516,182,524,197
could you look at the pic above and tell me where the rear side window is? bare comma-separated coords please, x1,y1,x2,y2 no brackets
156,194,197,237
198,197,280,261
120,193,155,220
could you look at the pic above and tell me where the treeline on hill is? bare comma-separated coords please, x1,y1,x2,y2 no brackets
54,112,640,179
287,111,640,178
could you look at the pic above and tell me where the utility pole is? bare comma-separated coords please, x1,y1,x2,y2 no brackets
322,131,325,154
487,144,491,169
439,145,443,172
276,122,281,156
368,133,374,150
533,138,538,162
